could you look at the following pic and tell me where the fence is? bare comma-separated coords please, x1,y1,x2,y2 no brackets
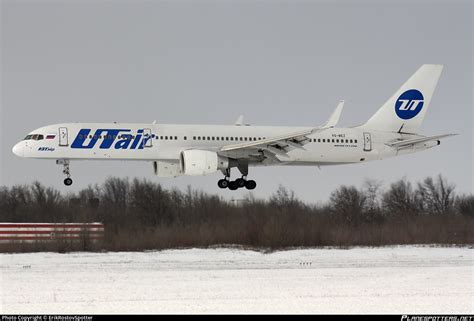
0,223,104,243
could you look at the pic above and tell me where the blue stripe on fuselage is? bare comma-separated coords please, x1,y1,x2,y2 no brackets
71,129,148,150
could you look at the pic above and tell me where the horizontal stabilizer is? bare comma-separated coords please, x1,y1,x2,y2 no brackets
387,133,458,149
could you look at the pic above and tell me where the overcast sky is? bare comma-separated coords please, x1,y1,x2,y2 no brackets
1,0,472,203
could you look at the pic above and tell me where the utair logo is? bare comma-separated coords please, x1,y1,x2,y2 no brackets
71,129,152,150
395,89,424,120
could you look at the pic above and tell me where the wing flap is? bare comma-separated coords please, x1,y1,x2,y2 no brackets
219,100,344,161
220,129,314,152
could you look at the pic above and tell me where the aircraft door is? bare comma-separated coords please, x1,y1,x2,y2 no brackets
143,128,152,148
59,127,68,146
363,132,372,151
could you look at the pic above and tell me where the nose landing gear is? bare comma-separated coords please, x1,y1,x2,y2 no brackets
64,177,73,186
56,159,73,186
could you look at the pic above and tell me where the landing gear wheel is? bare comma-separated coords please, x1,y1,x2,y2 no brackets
228,181,239,191
235,178,246,188
245,180,256,190
217,179,229,189
57,159,73,186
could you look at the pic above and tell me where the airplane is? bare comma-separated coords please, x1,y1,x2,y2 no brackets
12,64,456,190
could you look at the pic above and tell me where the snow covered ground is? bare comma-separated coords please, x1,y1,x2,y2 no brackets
0,246,472,314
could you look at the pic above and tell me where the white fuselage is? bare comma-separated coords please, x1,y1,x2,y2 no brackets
12,122,430,169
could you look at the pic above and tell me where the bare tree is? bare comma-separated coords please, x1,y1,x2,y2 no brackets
101,177,130,209
269,185,301,209
416,174,455,215
30,181,63,218
329,185,367,224
382,178,420,218
362,179,383,222
456,194,474,218
129,178,173,225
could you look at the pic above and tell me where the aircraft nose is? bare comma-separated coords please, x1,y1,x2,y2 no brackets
12,142,24,157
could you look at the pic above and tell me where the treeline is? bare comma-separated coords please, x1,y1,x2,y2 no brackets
0,174,473,252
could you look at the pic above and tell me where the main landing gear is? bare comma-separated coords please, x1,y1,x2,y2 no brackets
56,159,73,186
217,168,257,190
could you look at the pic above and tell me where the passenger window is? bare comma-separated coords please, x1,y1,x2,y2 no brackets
184,136,187,140
230,137,234,141
318,139,321,142
216,137,219,141
212,137,215,141
355,139,358,143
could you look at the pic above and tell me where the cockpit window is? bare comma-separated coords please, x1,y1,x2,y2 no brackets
23,134,44,141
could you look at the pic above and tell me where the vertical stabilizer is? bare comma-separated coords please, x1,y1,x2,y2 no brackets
362,64,443,133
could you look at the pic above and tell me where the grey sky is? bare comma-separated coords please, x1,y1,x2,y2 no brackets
1,0,472,203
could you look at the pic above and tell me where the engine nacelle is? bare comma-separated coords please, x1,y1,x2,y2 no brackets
180,150,229,176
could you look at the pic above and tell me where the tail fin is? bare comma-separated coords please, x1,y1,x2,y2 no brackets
362,64,443,134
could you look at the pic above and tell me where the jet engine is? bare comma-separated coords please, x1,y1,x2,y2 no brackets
180,150,229,176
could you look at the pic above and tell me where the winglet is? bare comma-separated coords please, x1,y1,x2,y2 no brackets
234,115,244,126
323,100,344,128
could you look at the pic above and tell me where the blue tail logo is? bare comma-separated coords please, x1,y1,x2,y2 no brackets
395,89,424,120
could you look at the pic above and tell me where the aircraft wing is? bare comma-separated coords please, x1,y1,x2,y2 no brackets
219,101,344,161
387,133,458,149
